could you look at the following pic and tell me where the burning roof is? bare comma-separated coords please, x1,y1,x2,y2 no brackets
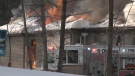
1,0,135,34
11,0,133,24
0,17,135,34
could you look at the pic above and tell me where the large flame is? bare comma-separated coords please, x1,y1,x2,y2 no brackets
46,0,90,24
45,0,62,24
25,0,90,25
12,0,133,25
25,0,62,25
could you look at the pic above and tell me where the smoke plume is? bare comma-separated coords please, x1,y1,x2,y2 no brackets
123,1,135,24
11,0,58,21
11,0,134,25
67,0,132,24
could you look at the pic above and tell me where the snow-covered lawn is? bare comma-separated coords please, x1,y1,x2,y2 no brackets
0,66,84,76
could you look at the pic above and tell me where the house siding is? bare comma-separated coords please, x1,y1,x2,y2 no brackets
0,29,134,74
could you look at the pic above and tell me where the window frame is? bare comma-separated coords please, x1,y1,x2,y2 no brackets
63,50,80,65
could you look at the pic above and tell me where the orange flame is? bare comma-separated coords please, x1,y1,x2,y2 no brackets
46,0,89,24
26,0,90,25
26,0,62,25
66,14,89,22
45,0,62,24
46,0,90,24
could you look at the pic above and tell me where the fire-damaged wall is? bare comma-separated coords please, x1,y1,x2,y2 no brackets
1,0,135,74
0,30,71,69
0,28,135,72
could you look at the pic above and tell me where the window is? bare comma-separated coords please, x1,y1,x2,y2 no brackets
68,50,78,63
120,57,135,70
48,53,54,63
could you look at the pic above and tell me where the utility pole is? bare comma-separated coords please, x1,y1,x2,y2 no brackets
21,0,32,69
40,0,48,71
57,0,67,72
107,0,113,76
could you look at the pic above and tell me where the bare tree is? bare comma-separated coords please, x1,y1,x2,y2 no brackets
21,0,32,69
40,0,48,71
57,0,67,72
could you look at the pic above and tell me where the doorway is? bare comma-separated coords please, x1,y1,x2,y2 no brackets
30,39,36,69
27,39,36,69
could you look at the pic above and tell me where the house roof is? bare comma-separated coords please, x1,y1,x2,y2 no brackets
0,17,135,34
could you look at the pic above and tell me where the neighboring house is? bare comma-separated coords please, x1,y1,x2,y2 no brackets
0,17,135,74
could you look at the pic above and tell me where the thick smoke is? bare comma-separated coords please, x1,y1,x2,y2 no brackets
123,1,135,24
11,0,134,25
11,0,40,21
11,0,57,21
11,5,22,20
67,0,132,24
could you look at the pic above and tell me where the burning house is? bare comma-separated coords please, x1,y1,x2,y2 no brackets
0,0,135,75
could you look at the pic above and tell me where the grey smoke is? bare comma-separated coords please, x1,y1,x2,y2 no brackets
11,0,57,21
11,5,22,20
67,0,132,24
123,1,135,24
11,0,133,24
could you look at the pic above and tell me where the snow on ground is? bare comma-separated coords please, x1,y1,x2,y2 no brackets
0,66,84,76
